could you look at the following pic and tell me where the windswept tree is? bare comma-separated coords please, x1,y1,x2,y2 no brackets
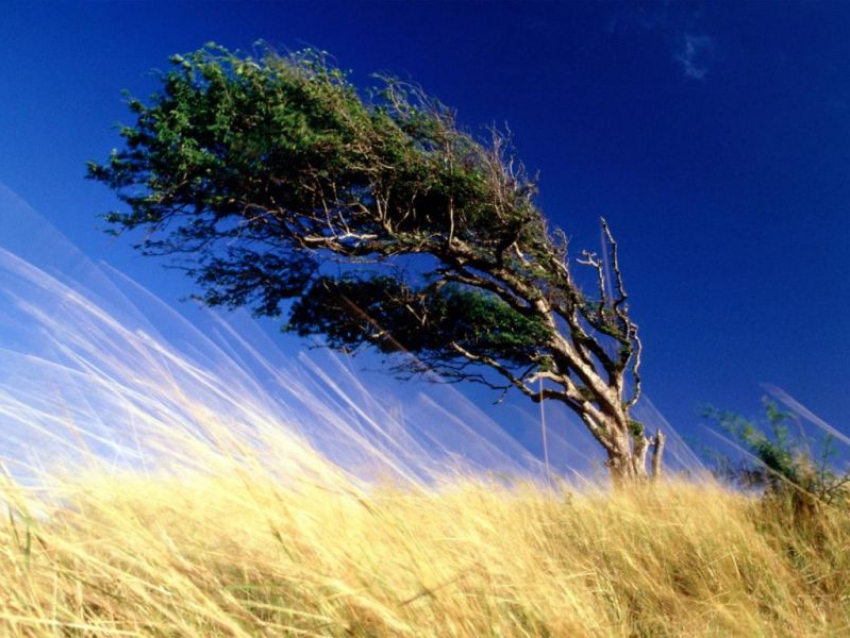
89,45,665,484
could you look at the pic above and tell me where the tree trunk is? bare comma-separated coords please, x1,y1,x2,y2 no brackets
602,416,665,487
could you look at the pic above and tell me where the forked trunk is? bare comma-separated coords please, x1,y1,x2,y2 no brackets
602,416,666,487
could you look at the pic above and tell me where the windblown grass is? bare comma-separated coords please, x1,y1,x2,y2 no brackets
0,203,847,636
2,464,849,637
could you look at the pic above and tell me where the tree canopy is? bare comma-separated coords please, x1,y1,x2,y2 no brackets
89,44,664,483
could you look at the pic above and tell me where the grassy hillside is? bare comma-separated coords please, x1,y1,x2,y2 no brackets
2,466,848,637
0,242,846,636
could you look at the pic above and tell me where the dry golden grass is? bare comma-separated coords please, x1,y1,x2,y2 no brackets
1,243,848,636
2,466,849,637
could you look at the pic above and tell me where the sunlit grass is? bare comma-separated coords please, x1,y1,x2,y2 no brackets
2,458,850,636
0,206,848,636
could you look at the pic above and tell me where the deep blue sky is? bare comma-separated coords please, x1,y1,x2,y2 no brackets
1,1,848,455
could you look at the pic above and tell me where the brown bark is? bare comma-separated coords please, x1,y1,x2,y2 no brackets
651,429,666,483
599,413,665,487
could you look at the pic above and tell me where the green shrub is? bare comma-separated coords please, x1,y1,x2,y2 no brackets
702,398,849,516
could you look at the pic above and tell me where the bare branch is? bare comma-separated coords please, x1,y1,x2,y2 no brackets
449,342,538,400
625,325,643,409
651,429,666,482
577,250,607,318
600,217,628,312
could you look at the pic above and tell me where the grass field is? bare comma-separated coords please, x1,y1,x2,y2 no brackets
1,244,848,636
2,456,849,637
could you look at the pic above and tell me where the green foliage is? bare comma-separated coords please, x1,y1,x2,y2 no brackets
89,42,649,478
288,277,551,366
87,43,560,387
628,419,644,439
89,44,540,259
702,398,849,511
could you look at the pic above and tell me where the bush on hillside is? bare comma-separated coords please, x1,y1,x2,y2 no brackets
702,398,849,518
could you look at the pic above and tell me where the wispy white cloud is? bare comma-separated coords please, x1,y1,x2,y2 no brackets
607,4,717,81
674,33,715,81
